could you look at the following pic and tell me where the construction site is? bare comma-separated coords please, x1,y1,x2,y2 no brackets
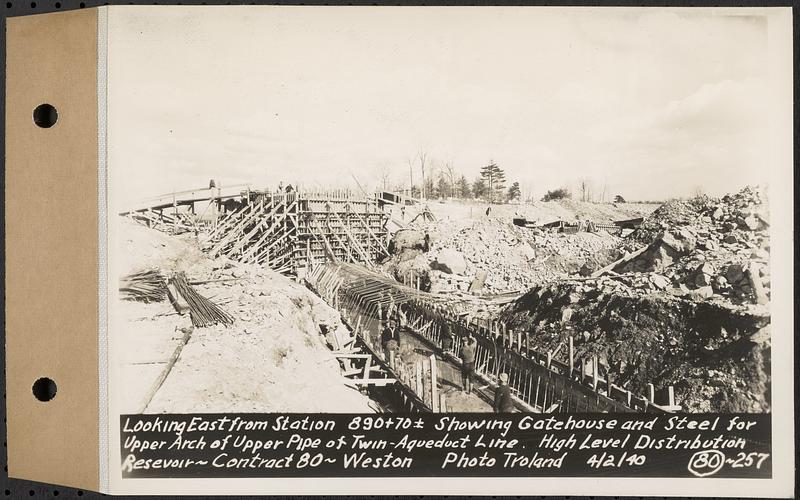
116,183,771,415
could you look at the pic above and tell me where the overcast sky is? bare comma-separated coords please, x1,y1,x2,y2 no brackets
107,6,785,205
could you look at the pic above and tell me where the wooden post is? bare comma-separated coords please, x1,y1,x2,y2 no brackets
363,356,372,383
542,379,548,411
306,238,311,271
568,336,574,378
515,330,521,351
172,192,178,233
429,355,439,412
605,370,612,396
415,361,423,398
592,355,599,391
668,386,675,407
647,383,655,403
546,351,552,369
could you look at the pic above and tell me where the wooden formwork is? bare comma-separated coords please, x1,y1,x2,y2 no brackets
308,261,680,414
296,195,388,272
123,187,390,277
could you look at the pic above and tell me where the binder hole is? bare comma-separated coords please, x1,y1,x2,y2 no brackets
54,1,60,6
32,104,57,128
29,1,35,7
32,377,57,402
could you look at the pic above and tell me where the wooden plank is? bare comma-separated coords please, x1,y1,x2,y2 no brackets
429,354,439,412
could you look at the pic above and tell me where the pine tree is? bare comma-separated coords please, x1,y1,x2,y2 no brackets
472,177,487,199
507,181,521,201
436,175,449,199
479,162,507,203
457,175,472,198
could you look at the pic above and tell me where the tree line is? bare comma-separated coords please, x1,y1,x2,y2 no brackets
378,153,523,203
376,153,628,204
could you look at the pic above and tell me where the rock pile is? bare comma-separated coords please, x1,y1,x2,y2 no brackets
405,220,623,294
616,186,770,306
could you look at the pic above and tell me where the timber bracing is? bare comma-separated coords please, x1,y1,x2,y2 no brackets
123,187,390,277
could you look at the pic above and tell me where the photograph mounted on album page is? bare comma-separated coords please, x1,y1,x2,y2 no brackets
4,4,794,496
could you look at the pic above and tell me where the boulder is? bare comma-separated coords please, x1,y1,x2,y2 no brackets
725,263,745,284
431,248,467,275
650,274,671,290
743,215,761,231
468,269,488,293
690,286,715,300
694,273,712,287
390,229,425,254
517,244,536,262
750,248,769,261
661,229,697,254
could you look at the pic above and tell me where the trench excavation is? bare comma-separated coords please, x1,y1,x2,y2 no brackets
121,184,769,414
305,262,674,414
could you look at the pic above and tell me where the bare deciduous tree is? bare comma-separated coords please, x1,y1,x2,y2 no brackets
443,161,457,198
418,150,428,199
578,177,594,202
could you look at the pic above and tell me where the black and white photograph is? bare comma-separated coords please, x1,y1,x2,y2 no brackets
99,5,793,496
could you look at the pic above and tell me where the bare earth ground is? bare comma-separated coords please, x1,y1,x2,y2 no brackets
117,219,374,413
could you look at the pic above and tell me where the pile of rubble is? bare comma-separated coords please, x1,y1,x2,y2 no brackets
386,220,624,294
499,186,772,412
614,186,770,307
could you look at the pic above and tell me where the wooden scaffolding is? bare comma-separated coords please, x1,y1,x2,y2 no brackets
122,186,390,277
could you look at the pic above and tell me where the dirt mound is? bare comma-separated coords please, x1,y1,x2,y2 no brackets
499,278,770,412
117,217,374,413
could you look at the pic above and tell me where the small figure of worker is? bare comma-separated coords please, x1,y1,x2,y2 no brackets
494,372,515,413
423,232,431,252
485,206,491,217
381,318,401,366
401,205,406,220
460,333,478,394
441,321,453,354
393,303,405,329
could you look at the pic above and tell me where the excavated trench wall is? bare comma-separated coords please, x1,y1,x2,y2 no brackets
500,281,770,413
